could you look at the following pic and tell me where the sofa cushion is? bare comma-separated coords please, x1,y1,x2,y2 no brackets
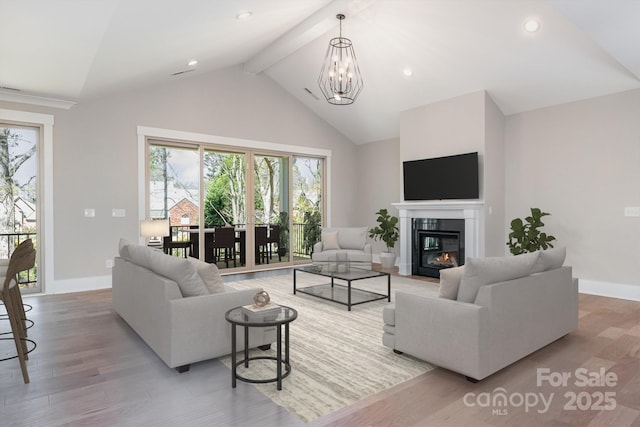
438,265,465,299
312,249,372,263
127,244,210,297
337,227,367,250
456,252,539,303
531,247,566,273
188,257,225,294
321,231,341,250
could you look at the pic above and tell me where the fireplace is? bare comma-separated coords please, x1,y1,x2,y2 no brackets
392,201,483,276
413,218,465,277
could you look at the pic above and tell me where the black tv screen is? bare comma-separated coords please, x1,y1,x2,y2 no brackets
403,152,479,200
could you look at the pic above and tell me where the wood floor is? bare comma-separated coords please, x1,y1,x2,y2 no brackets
0,268,638,426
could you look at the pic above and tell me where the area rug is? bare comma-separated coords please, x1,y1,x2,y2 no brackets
219,272,439,423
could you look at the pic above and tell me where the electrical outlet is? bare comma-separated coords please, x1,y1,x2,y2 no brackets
106,259,114,268
84,208,95,217
112,209,126,217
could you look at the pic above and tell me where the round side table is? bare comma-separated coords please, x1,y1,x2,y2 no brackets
225,305,297,390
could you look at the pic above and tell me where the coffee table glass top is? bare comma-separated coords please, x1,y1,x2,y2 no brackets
295,264,388,281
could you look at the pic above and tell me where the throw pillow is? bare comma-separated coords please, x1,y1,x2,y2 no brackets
127,245,209,297
531,247,566,273
456,252,539,303
188,257,225,294
118,238,132,260
322,231,341,250
438,265,465,299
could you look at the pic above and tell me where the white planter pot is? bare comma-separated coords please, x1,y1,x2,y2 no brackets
379,252,396,269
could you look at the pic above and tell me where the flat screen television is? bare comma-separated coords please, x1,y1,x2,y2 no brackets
403,152,479,200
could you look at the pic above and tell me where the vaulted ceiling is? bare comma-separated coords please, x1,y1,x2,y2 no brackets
1,0,638,144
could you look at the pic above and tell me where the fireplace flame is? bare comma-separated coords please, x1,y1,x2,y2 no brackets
432,252,459,267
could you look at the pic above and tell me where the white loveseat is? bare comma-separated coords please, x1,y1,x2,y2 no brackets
312,227,372,269
383,248,578,381
112,241,275,372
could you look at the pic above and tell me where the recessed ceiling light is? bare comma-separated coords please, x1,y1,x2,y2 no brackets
236,11,252,20
403,67,413,77
187,60,198,67
524,19,541,33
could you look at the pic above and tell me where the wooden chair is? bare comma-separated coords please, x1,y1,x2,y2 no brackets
255,226,270,264
1,240,35,337
0,239,37,383
267,225,281,262
210,227,236,268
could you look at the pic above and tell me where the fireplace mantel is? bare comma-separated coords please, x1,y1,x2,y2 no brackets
391,201,485,276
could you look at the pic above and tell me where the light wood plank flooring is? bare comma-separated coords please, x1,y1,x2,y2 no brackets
0,268,638,426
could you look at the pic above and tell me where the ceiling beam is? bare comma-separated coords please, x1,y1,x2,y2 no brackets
243,0,375,75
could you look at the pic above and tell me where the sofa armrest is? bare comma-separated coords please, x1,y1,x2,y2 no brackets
395,291,489,379
363,243,372,254
167,287,272,366
313,241,323,253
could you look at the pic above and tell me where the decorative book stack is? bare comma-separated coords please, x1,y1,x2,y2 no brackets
241,303,281,318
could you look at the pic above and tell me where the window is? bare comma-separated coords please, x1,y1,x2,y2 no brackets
140,127,329,271
0,123,39,292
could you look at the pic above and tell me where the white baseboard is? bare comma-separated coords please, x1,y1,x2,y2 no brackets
45,274,112,295
579,279,640,302
372,254,399,266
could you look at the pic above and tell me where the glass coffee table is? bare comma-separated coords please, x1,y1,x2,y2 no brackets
293,265,391,311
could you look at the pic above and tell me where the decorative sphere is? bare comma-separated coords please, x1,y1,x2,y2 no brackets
253,291,270,307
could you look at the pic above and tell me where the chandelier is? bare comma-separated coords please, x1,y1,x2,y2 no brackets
318,14,364,105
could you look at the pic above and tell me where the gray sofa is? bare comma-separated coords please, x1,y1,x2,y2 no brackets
112,241,275,372
312,227,372,269
383,248,578,381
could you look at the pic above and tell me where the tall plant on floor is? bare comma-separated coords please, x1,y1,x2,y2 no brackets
369,208,399,268
507,208,556,255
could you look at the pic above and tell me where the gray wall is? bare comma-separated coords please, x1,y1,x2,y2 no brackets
505,88,640,289
355,138,400,255
1,65,359,289
346,88,640,294
483,94,506,257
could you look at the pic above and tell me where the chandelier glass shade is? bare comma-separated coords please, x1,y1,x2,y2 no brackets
318,14,363,105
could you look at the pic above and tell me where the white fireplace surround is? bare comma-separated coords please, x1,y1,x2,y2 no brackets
391,201,485,276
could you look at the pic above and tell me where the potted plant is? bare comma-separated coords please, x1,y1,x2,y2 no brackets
303,208,322,256
277,211,289,257
369,208,399,269
507,208,557,255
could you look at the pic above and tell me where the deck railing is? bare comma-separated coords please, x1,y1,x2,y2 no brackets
0,232,38,288
168,223,313,259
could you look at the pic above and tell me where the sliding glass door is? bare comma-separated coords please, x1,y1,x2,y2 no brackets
148,143,199,257
292,156,323,263
254,154,290,267
147,140,325,271
0,124,40,292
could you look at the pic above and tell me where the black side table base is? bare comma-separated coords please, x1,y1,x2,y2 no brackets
234,356,292,388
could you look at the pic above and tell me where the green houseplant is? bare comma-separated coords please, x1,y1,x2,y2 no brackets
507,208,557,255
277,211,289,257
303,209,322,255
369,208,400,268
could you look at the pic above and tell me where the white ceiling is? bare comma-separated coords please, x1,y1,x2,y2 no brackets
1,0,638,144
